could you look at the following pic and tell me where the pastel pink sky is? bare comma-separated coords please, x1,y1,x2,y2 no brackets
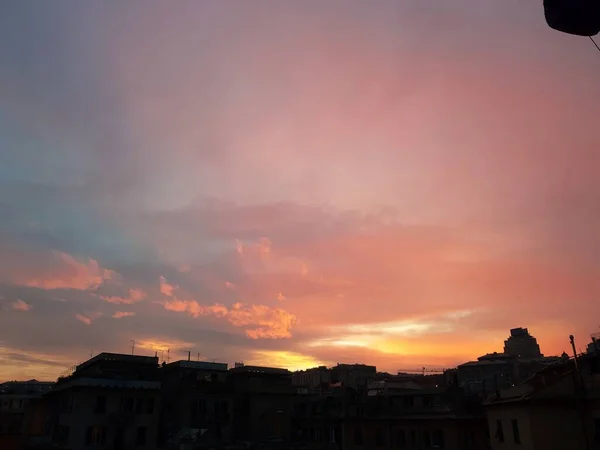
1,0,599,381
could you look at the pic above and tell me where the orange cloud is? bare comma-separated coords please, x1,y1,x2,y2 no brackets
100,288,147,304
163,299,228,318
159,276,176,297
163,297,296,339
112,311,136,319
136,337,194,353
227,303,296,340
11,299,31,312
12,251,116,291
75,312,102,325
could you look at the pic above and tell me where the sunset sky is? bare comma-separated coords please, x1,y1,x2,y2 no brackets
1,0,600,381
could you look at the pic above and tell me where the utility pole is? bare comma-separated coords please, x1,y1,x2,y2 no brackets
570,335,592,450
130,340,136,355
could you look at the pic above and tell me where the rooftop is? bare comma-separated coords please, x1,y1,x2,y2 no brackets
163,360,228,371
76,352,159,372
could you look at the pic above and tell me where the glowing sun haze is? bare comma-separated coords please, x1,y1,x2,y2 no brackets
1,0,600,381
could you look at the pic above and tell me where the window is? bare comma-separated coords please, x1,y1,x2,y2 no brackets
121,397,134,414
495,420,504,443
329,427,336,443
432,430,445,449
135,398,144,414
315,428,322,442
135,426,147,446
376,428,385,446
85,426,107,446
60,395,74,413
220,400,228,420
463,430,475,449
55,425,70,445
354,427,363,445
403,396,414,407
146,398,155,414
423,396,433,407
94,396,106,414
395,429,406,448
423,430,432,447
410,429,418,447
511,419,521,444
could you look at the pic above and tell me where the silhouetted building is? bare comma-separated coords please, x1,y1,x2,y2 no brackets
292,367,331,391
228,365,296,443
44,353,161,450
293,384,488,450
484,351,600,450
330,364,376,390
158,359,231,447
504,328,543,359
0,380,53,450
458,353,519,395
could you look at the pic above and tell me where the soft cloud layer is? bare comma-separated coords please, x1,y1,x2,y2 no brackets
11,299,31,312
100,288,147,305
113,311,135,319
0,249,116,292
1,0,600,380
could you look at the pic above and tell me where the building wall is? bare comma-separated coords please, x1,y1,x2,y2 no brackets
341,417,487,450
292,369,332,389
486,402,592,450
232,393,294,442
529,404,589,450
486,405,534,450
54,386,161,449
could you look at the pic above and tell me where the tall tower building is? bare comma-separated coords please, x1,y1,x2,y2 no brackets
503,327,543,358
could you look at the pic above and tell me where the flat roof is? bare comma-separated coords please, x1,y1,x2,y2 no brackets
165,360,228,371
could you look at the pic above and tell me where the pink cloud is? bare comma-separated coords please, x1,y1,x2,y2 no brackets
163,297,296,340
11,299,31,312
100,288,147,304
159,276,176,297
113,311,136,319
227,303,296,340
224,281,236,290
2,250,116,291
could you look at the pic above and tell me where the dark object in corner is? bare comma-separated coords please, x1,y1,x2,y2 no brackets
544,0,600,36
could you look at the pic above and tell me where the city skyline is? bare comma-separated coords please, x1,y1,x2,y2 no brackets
2,1,600,381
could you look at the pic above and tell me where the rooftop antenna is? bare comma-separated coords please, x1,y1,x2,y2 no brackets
167,349,170,363
197,353,200,361
130,340,136,355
